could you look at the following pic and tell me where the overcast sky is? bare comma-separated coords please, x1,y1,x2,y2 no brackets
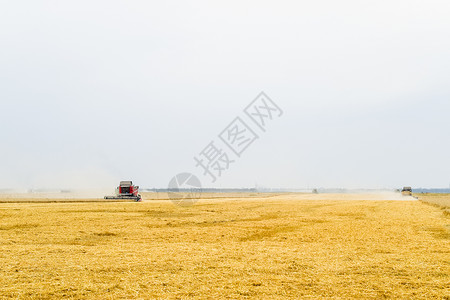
1,1,449,190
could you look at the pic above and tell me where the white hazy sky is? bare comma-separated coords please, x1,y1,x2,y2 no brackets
1,1,449,190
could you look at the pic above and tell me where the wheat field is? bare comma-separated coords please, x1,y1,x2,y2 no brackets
418,194,450,217
0,193,449,299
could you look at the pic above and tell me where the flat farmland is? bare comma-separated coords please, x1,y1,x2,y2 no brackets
0,194,448,299
418,194,450,217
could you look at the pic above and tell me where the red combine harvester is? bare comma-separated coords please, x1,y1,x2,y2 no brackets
104,181,142,202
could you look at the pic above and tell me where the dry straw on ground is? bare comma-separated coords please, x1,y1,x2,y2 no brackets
0,193,449,299
419,193,450,217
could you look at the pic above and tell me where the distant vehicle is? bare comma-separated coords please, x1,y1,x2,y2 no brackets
104,181,142,202
401,187,412,196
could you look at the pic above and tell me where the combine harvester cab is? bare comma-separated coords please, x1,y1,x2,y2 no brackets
401,187,413,196
104,181,142,202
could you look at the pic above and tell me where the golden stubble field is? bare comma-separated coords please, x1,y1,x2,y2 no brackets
0,193,449,299
419,193,450,216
